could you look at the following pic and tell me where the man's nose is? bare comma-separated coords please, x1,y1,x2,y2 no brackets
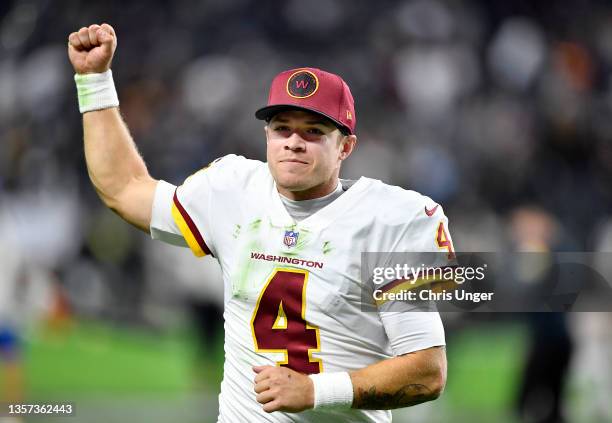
284,132,306,151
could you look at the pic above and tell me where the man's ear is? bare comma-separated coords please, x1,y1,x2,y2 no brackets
339,135,357,161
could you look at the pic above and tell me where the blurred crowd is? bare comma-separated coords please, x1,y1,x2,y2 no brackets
0,0,611,420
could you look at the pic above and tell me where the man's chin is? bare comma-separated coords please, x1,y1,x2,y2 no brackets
276,180,310,192
272,170,305,187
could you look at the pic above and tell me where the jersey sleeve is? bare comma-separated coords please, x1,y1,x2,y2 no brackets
149,154,251,258
375,197,456,297
150,179,186,248
401,199,455,258
379,310,446,356
376,193,454,355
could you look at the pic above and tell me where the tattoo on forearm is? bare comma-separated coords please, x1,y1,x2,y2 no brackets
353,384,433,409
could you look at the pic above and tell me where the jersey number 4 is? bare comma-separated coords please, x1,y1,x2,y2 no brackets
251,268,322,374
436,221,455,260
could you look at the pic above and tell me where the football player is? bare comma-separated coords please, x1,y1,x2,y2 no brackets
68,23,454,422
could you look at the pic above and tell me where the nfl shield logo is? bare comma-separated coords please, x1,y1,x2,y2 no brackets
283,230,299,248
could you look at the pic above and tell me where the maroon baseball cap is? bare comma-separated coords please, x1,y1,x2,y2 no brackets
255,67,356,135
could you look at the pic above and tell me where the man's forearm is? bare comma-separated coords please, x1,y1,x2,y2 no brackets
350,346,446,410
83,107,156,228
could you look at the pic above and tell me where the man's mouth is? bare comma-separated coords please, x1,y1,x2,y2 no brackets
281,159,308,164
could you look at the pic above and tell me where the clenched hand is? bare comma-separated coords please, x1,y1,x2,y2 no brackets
253,365,315,413
68,23,117,74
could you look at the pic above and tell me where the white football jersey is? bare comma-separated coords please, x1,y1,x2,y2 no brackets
150,154,453,423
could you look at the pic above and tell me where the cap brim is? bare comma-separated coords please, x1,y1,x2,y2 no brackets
255,104,351,134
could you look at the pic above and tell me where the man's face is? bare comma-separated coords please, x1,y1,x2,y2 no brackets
265,110,355,200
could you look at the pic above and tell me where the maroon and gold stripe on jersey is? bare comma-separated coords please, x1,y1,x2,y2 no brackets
171,189,212,257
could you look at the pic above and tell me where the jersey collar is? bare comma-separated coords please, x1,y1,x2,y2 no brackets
268,175,375,232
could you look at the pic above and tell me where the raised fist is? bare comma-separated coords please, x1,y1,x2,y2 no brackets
68,23,117,74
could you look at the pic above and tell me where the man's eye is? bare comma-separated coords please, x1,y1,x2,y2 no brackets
274,126,290,132
307,128,324,135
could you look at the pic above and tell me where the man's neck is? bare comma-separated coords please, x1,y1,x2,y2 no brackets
277,179,340,201
279,181,344,222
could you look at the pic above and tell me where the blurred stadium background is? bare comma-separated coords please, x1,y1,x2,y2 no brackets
1,0,611,422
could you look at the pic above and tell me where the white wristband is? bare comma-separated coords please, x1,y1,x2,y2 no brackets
74,69,119,113
309,372,354,409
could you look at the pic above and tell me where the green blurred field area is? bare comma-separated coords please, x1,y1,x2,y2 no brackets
24,320,224,397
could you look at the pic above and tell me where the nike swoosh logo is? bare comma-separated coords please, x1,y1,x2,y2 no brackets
424,204,439,217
